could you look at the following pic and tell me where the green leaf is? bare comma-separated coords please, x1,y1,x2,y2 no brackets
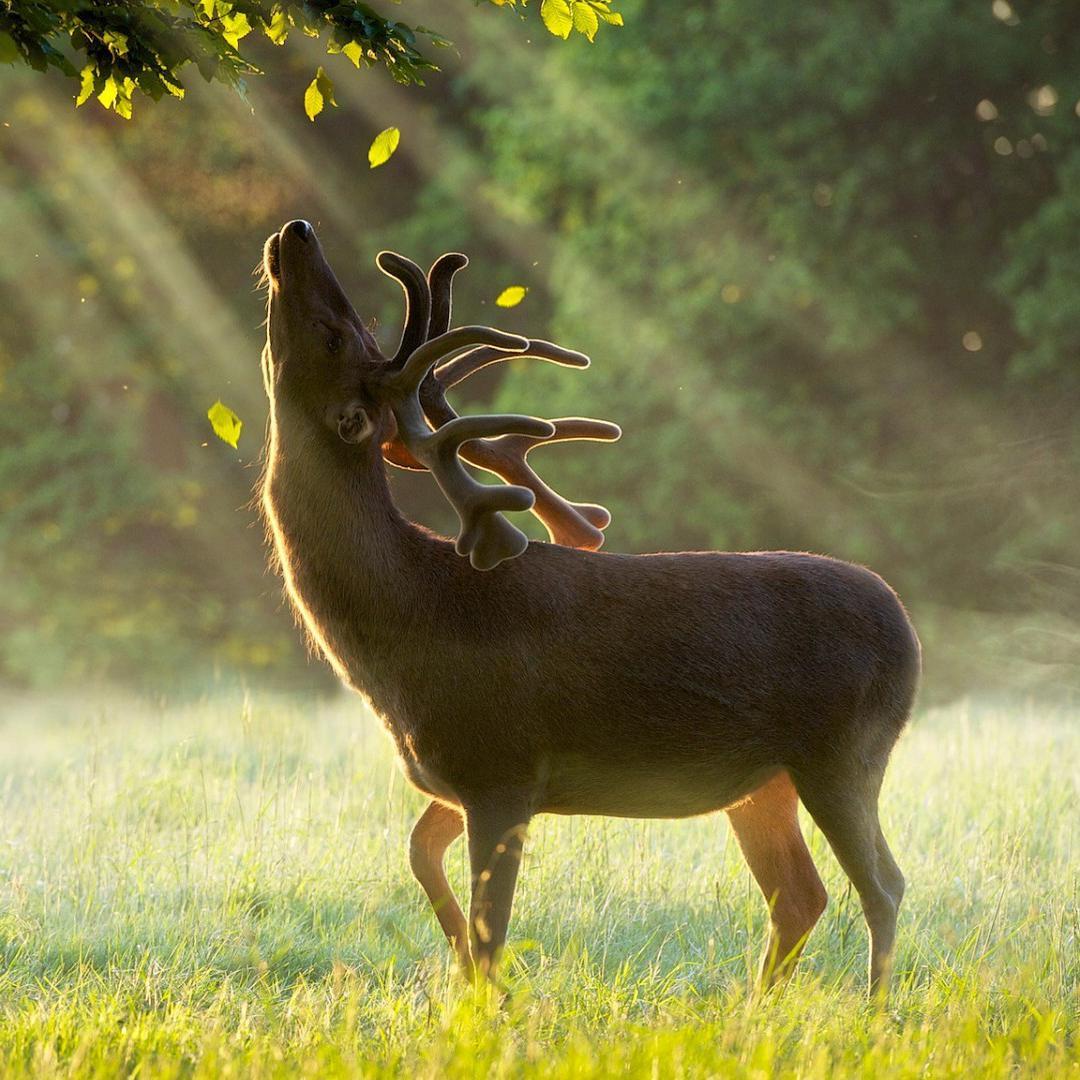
207,401,243,448
304,66,335,122
540,0,574,39
0,31,20,65
495,285,528,308
368,126,400,168
598,9,623,25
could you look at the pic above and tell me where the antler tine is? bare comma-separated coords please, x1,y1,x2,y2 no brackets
428,252,469,338
436,339,589,389
389,327,530,396
460,418,622,548
391,387,555,570
378,252,438,470
376,251,432,369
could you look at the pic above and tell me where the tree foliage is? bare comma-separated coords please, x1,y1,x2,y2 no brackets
0,1,622,118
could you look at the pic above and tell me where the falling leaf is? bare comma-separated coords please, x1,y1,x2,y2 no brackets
368,126,400,168
207,400,242,448
304,66,335,122
540,0,574,39
495,286,528,308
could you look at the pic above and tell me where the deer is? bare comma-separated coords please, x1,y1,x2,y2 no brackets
258,219,920,998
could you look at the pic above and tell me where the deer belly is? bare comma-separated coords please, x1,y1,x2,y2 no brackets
538,753,775,819
398,751,462,806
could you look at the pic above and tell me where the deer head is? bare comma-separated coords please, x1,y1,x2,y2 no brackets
262,220,620,570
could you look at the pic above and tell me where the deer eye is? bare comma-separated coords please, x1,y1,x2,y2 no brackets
326,332,343,354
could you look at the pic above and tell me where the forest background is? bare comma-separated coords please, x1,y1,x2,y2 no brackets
2,0,1078,703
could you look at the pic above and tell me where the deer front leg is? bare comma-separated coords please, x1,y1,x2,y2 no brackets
409,800,470,970
464,796,532,981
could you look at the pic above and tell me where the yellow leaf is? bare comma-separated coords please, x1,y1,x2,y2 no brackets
113,75,136,118
75,65,95,107
540,0,573,38
573,2,599,40
342,40,363,67
207,400,243,448
368,126,400,168
303,77,322,121
265,7,289,45
97,75,118,109
102,30,129,55
304,66,335,121
495,286,528,308
221,12,251,48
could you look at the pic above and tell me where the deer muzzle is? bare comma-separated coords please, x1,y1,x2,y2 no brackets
264,220,320,288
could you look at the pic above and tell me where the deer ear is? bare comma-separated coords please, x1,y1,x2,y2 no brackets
333,400,376,444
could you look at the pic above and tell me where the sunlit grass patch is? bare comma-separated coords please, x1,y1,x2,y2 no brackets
0,694,1075,1077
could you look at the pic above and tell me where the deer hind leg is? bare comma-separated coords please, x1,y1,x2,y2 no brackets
789,759,904,999
409,800,470,970
727,770,828,989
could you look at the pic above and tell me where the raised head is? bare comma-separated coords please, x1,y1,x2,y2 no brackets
261,219,386,449
261,220,621,570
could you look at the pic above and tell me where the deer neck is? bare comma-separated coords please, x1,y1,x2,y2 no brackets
261,415,429,694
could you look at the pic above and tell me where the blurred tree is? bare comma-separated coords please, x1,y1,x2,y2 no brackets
441,0,1080,694
0,0,622,119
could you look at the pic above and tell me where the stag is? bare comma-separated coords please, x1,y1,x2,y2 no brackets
259,220,920,996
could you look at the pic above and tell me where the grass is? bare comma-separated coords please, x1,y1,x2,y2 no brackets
0,692,1075,1078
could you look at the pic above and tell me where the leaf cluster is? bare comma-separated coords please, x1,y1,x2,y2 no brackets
0,0,623,119
0,1,441,118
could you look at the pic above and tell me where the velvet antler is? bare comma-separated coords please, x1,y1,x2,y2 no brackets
379,251,432,368
379,326,554,570
376,250,621,563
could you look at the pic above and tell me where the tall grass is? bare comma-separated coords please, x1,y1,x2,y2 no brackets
0,693,1075,1077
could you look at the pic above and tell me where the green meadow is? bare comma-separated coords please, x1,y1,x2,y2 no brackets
0,694,1074,1077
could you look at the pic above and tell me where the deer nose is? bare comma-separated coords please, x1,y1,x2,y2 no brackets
285,219,312,242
